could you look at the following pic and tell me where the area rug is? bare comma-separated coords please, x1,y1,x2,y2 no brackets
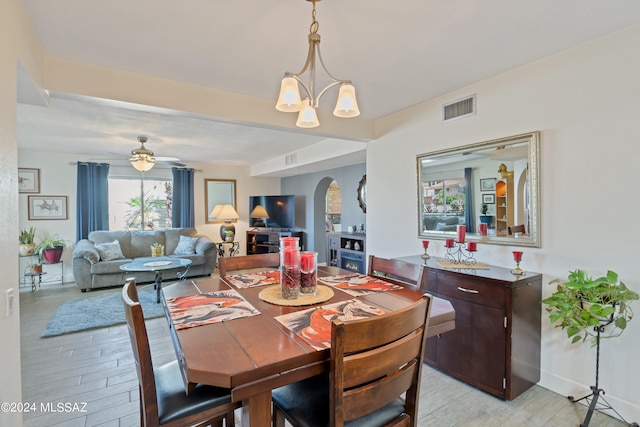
41,285,165,338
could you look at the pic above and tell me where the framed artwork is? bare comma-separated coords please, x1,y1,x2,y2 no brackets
205,179,237,224
28,195,68,220
480,178,496,192
482,194,495,204
18,168,40,193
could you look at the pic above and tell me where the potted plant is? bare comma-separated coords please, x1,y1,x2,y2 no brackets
542,269,639,346
26,262,43,274
479,204,492,224
35,234,68,264
151,242,165,257
19,227,36,256
224,229,235,242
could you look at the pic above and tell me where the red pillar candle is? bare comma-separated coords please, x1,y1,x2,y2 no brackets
422,240,430,249
457,225,466,243
282,247,299,266
478,223,488,236
445,238,454,248
512,251,523,262
280,236,299,248
300,252,316,272
467,242,477,252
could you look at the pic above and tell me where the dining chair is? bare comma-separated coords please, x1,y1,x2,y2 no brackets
122,279,238,427
272,294,433,427
508,224,526,236
218,252,280,276
368,255,428,292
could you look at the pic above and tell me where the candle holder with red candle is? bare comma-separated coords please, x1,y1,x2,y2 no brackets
280,238,301,299
421,240,430,261
511,251,524,275
300,251,317,295
444,227,478,266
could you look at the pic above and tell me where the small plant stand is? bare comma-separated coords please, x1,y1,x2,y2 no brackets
568,318,639,427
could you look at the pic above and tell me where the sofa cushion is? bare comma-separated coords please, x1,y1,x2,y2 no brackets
95,240,126,261
89,230,132,258
164,228,198,255
174,235,199,255
130,230,165,258
91,258,131,275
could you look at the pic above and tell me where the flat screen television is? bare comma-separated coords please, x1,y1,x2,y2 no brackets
249,195,296,230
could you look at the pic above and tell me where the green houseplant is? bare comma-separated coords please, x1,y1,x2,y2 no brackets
35,234,68,264
542,269,639,345
19,227,37,256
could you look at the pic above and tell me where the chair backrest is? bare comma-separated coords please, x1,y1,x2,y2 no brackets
122,279,161,425
330,295,432,427
218,253,280,276
368,255,427,292
508,224,526,235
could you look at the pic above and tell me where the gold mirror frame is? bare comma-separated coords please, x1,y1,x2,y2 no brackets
416,132,540,248
205,179,237,224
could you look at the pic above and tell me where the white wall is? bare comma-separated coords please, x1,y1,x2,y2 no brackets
367,26,640,421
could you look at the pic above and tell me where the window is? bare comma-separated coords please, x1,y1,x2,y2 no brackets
108,177,173,230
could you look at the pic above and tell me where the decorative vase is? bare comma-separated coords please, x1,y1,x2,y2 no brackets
19,243,35,256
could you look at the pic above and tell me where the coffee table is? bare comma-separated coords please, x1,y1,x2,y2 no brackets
120,257,192,303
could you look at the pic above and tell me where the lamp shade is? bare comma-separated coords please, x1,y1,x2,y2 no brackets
250,205,270,219
296,99,320,128
333,83,360,118
212,204,239,220
276,77,302,112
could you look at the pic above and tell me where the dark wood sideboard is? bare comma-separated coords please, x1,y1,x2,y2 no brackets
396,255,542,401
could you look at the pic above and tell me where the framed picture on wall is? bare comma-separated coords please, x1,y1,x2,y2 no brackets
18,168,40,193
28,195,68,220
482,194,495,204
480,178,496,191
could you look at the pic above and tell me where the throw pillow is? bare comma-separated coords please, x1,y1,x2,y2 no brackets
95,240,125,261
434,222,447,231
174,235,199,255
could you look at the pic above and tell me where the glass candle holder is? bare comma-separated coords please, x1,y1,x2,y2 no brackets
280,236,300,249
300,251,317,295
421,240,430,260
511,251,524,275
280,246,300,299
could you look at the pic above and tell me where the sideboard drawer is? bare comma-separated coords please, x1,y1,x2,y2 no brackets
435,274,506,309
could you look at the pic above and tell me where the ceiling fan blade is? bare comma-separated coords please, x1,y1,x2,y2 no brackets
158,160,186,167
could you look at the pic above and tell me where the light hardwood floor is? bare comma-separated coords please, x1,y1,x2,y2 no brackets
19,280,631,427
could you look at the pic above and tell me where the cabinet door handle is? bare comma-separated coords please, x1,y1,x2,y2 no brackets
457,286,479,294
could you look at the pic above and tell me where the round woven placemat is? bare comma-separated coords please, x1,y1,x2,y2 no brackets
258,285,334,306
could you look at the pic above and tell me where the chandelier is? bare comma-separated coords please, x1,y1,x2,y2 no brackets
130,136,157,172
275,0,359,128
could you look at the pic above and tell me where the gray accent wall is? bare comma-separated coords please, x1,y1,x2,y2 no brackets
281,163,366,264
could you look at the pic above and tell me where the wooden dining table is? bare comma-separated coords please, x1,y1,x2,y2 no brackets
161,266,455,427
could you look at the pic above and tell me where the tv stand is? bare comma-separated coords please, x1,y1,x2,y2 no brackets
246,230,304,255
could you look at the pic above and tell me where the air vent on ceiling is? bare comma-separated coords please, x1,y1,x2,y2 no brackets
285,153,298,165
443,95,476,122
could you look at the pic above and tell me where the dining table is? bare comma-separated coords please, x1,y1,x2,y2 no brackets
161,266,455,427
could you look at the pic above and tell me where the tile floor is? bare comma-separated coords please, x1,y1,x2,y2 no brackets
18,280,632,426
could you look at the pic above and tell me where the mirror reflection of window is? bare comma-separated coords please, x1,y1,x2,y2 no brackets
326,180,341,232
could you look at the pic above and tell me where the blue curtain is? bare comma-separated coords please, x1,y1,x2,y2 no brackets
76,162,110,241
464,167,475,232
172,167,195,228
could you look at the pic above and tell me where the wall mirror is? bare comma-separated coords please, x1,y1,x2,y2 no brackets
205,179,237,224
417,132,540,247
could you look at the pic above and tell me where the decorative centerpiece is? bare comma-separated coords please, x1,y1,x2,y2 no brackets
300,252,317,295
151,242,165,257
280,238,301,299
443,225,477,266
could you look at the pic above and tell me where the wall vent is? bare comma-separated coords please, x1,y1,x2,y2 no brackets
443,95,476,122
285,153,298,165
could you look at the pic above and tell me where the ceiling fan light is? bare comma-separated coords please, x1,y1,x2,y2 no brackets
130,156,156,172
296,99,319,128
333,83,360,118
276,77,302,112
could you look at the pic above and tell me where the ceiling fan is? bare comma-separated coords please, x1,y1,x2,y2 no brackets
103,136,186,171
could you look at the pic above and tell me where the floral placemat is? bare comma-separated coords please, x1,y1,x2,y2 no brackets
318,273,404,296
224,270,280,288
435,260,490,270
274,299,387,350
165,289,260,330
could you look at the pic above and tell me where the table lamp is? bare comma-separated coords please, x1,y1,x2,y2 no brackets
250,205,270,228
211,204,239,241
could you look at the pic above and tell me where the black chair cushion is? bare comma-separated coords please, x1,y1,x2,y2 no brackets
272,373,405,427
155,360,232,424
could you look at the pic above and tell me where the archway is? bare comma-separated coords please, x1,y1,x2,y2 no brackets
313,177,338,264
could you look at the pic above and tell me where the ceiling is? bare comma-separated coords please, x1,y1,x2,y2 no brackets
17,0,640,176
